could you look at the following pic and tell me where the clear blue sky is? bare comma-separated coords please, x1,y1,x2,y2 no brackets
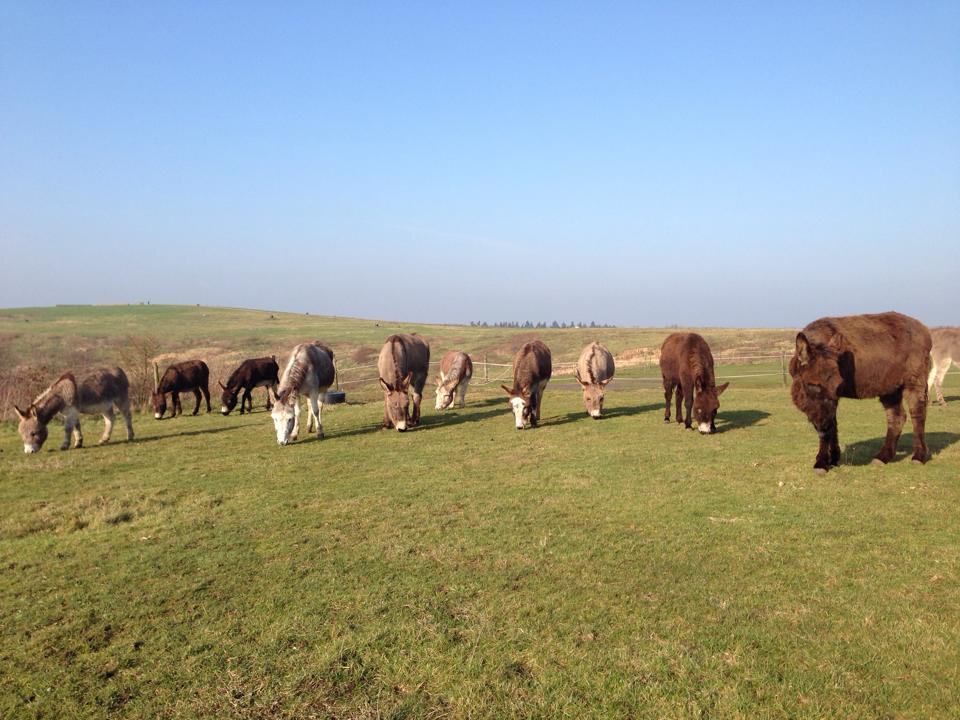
2,1,958,327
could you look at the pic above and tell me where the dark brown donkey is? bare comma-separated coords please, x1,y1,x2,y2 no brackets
501,340,552,429
152,360,211,419
219,356,280,415
659,333,729,434
790,311,931,473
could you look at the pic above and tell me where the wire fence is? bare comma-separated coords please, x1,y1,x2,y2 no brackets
331,353,959,392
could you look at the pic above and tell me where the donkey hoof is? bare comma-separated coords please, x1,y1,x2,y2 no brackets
870,458,887,467
814,467,828,476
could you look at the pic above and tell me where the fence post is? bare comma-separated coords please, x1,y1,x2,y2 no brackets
780,351,786,387
483,354,488,382
335,359,340,391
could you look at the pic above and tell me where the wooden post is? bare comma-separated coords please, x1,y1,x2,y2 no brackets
334,358,340,391
483,354,488,382
781,351,786,387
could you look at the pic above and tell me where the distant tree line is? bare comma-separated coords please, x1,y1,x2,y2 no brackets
469,320,616,329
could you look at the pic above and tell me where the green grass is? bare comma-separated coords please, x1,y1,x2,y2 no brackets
2,373,959,718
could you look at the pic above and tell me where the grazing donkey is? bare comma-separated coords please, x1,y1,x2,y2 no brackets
152,360,211,419
502,341,552,429
271,343,336,445
928,327,960,406
435,350,473,411
219,356,280,415
659,333,728,434
378,334,430,431
790,311,931,474
576,342,615,418
16,368,134,453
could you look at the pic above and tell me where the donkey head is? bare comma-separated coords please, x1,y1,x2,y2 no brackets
435,375,454,411
219,381,238,415
576,368,611,419
692,379,729,434
380,372,412,431
790,332,844,435
502,385,533,429
15,405,48,454
270,389,297,445
151,391,167,420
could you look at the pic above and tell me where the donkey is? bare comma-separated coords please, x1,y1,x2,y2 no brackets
502,340,552,429
219,356,280,415
659,333,728,434
928,327,960,406
576,342,615,418
271,343,336,445
435,350,473,411
15,368,134,453
790,311,931,474
152,360,211,419
378,334,430,431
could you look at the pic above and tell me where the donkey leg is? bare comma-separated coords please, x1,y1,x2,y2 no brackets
875,390,906,464
663,379,673,423
120,400,135,441
904,385,929,463
172,392,181,417
458,380,468,408
202,383,211,413
72,415,84,449
310,392,324,439
411,390,422,426
675,383,684,425
682,380,694,429
291,401,301,441
305,396,316,433
932,358,950,406
99,409,115,444
61,416,74,450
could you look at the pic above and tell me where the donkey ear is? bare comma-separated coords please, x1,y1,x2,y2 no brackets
401,371,413,390
501,384,514,396
600,377,613,387
796,332,811,366
575,368,587,387
715,382,729,396
827,333,845,352
379,378,393,393
694,377,703,392
218,381,227,390
14,404,29,420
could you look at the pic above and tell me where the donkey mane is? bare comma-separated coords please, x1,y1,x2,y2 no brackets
278,354,309,402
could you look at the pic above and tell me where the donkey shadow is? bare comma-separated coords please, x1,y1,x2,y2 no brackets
713,409,771,433
80,422,251,448
843,431,960,466
546,403,663,427
319,405,510,441
417,406,510,429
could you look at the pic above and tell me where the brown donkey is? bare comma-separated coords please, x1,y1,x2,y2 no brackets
378,334,430,431
659,333,728,434
502,341,552,429
790,311,931,473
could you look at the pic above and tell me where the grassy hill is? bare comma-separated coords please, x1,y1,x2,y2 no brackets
1,305,958,718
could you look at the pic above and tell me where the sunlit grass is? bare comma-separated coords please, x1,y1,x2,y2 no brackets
2,375,958,718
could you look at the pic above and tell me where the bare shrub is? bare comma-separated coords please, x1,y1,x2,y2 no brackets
115,336,161,413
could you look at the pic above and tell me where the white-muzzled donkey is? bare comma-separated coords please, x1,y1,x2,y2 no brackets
16,368,134,453
435,350,473,411
575,342,615,419
502,340,552,429
271,343,335,445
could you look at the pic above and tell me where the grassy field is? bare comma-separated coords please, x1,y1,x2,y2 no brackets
1,306,959,718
